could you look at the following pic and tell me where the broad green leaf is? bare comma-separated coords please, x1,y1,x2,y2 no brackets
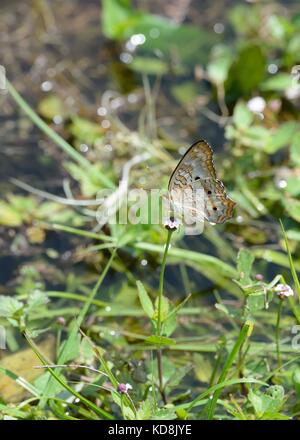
154,296,169,322
260,73,293,91
226,45,266,95
0,202,22,226
245,289,266,314
265,122,297,153
237,249,254,285
172,82,200,106
284,198,300,222
248,385,285,417
27,291,49,313
0,296,23,318
136,280,154,319
207,45,233,84
290,135,300,166
233,101,253,129
38,95,68,120
166,363,193,389
194,354,212,383
162,311,177,337
69,116,104,146
102,0,133,39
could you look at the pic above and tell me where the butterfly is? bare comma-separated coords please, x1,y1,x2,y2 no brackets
168,139,235,225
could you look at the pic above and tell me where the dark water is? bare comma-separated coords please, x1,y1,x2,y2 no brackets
0,0,295,296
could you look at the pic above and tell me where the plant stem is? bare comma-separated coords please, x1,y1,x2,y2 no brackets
157,229,173,336
276,298,283,369
157,349,167,404
156,228,173,404
207,321,251,419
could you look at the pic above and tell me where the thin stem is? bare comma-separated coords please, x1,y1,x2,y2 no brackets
276,299,283,369
157,350,167,404
156,228,173,404
157,229,173,336
207,321,251,419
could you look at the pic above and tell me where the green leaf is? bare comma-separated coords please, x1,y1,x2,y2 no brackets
245,289,266,314
239,125,271,150
69,116,104,146
151,408,177,420
207,45,233,84
290,134,300,166
162,311,177,337
237,249,254,285
134,242,238,293
154,296,169,322
171,82,199,106
38,95,68,120
166,364,193,389
284,198,300,222
260,73,293,91
0,296,23,318
248,385,285,417
145,335,176,346
265,122,297,153
286,177,300,196
136,280,154,319
0,201,23,226
27,291,49,311
129,57,169,75
233,101,253,129
226,45,266,95
102,0,133,39
194,354,212,383
162,294,191,337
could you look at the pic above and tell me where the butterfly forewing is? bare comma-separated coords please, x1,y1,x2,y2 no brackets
168,139,235,225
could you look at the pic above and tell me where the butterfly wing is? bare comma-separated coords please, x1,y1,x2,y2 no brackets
168,139,235,225
197,178,236,224
168,140,216,192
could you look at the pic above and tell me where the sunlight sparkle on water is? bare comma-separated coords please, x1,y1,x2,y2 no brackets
268,63,278,74
41,81,53,92
130,33,146,46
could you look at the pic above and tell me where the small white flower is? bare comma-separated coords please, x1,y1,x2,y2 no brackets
247,96,266,113
274,283,294,299
164,218,180,231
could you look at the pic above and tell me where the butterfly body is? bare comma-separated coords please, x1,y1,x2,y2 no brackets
168,140,235,225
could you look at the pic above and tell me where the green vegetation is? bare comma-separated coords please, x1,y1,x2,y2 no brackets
0,0,300,420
